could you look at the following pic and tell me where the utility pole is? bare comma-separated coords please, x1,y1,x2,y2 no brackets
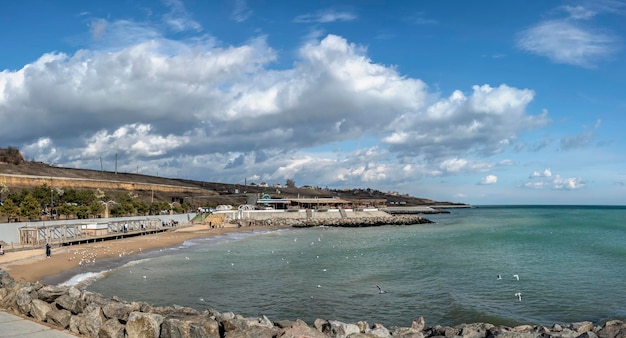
115,153,118,174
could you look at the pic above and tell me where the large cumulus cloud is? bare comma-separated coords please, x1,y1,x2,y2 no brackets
0,20,548,188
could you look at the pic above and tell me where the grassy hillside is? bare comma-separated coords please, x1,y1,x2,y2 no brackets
0,151,462,207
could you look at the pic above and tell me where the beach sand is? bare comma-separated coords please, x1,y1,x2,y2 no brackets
0,223,271,283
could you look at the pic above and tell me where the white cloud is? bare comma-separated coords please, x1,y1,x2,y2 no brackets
294,9,357,23
525,169,584,190
0,19,554,192
162,0,202,32
479,175,498,185
530,168,552,178
384,84,548,159
231,0,253,22
517,20,617,67
517,2,623,67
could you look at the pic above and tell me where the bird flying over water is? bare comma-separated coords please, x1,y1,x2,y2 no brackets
513,274,519,281
376,285,388,294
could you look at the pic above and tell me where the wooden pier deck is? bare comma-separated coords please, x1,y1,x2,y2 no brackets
17,218,176,247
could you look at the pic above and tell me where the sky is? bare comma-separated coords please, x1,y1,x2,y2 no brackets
1,0,625,205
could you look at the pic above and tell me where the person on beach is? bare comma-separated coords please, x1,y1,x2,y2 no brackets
45,243,51,258
0,244,4,255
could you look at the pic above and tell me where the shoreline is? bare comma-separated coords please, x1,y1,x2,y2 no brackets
0,223,281,284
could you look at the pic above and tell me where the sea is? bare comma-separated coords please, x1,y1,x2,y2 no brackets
47,205,626,328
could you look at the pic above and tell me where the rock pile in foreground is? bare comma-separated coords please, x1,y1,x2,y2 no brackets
1,269,625,338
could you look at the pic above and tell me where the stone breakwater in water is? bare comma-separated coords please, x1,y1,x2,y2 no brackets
238,215,434,227
2,270,626,338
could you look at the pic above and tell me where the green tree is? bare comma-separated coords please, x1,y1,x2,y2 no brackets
134,200,150,216
286,178,296,188
75,205,89,219
0,183,9,202
19,193,40,221
0,198,19,222
88,201,104,218
56,204,74,220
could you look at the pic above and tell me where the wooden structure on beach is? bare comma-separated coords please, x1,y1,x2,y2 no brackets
18,218,165,246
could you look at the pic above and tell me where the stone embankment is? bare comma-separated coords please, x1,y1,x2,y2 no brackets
236,215,434,228
2,269,625,338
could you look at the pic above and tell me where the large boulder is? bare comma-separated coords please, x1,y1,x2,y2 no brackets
325,320,360,338
597,320,626,338
126,311,164,338
277,320,328,338
161,315,221,338
16,286,35,315
99,318,126,338
47,308,72,329
70,305,106,338
0,269,15,287
37,285,69,302
55,293,85,314
30,298,52,321
102,300,141,322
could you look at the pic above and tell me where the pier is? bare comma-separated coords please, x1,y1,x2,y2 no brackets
17,218,167,247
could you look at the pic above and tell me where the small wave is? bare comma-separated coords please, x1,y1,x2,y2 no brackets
59,270,111,288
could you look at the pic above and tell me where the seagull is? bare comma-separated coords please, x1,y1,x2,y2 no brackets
515,292,522,301
143,275,147,279
185,257,190,260
376,285,388,294
497,274,502,280
513,274,519,281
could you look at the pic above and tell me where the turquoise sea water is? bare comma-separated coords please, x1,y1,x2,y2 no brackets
55,206,626,328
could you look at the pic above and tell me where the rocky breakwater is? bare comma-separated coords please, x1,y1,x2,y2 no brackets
2,269,625,338
254,215,434,228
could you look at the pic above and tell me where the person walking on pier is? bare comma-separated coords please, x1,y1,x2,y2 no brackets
45,243,51,258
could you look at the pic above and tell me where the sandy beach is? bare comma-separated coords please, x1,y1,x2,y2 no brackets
0,223,273,283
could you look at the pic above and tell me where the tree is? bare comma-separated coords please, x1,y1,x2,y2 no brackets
88,201,104,218
0,199,19,222
0,183,9,202
56,204,74,220
19,193,40,221
286,178,296,188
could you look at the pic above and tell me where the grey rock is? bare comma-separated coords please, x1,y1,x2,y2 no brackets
389,328,424,338
571,321,594,334
458,322,493,338
314,318,329,332
412,317,425,332
16,286,34,315
55,293,85,314
37,285,69,302
80,305,106,337
102,300,140,322
597,320,626,338
47,308,72,329
161,315,220,338
278,322,329,338
327,320,360,338
0,269,15,287
99,318,125,338
126,311,164,338
69,314,87,336
30,298,52,321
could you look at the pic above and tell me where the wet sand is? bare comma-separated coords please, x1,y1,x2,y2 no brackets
0,223,273,283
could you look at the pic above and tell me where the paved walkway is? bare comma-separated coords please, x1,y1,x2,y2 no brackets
0,311,78,337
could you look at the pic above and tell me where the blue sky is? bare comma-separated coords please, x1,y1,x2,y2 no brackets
1,0,625,205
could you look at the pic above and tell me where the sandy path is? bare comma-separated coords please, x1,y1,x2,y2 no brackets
0,224,274,283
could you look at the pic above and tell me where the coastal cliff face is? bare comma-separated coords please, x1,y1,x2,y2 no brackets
1,269,624,338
